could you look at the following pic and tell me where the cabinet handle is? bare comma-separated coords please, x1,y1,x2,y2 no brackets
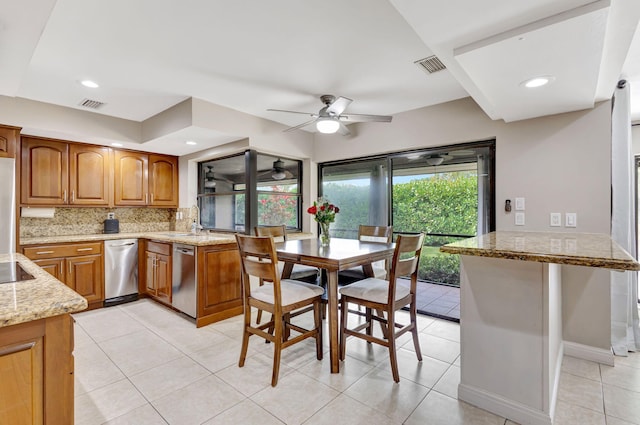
76,247,93,252
71,190,75,203
145,193,149,204
63,190,67,203
36,251,54,255
0,342,36,357
150,193,154,204
68,262,72,275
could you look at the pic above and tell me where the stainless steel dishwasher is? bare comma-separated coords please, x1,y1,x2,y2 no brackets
172,243,197,318
104,239,139,306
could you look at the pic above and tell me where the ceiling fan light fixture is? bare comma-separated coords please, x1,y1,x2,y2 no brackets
316,117,340,134
204,166,216,187
271,170,287,180
426,155,445,166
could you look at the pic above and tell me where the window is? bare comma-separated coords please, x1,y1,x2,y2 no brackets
319,141,495,287
197,151,302,233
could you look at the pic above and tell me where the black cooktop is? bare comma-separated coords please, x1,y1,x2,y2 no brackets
0,262,35,284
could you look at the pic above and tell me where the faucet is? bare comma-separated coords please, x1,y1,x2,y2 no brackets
191,204,203,233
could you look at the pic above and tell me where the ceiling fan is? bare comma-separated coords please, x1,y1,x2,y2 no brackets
258,158,293,181
267,94,393,136
203,166,234,187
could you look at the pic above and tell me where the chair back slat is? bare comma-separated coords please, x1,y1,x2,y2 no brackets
387,233,425,300
255,225,287,243
358,225,393,243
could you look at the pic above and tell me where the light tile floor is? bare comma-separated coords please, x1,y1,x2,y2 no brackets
73,299,639,424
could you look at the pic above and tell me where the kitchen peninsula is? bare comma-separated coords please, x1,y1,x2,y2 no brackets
441,231,640,425
0,253,87,424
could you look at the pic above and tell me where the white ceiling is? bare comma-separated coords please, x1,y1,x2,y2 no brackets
1,0,639,156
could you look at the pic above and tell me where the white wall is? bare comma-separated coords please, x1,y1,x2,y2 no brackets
633,124,640,154
316,97,613,349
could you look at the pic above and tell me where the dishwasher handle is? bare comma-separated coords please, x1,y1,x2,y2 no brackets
174,245,195,256
108,242,136,247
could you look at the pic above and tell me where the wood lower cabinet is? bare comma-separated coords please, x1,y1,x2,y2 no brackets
0,314,74,425
142,241,172,304
23,242,104,308
196,243,243,327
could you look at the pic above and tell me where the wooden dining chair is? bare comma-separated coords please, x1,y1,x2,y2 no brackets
254,225,320,324
339,225,393,284
235,234,324,386
339,232,425,382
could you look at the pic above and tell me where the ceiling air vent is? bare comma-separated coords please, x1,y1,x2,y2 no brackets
414,55,446,74
79,98,105,109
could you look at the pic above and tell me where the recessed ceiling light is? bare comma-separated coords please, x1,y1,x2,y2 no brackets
185,141,197,145
111,142,123,147
80,80,99,88
521,76,554,88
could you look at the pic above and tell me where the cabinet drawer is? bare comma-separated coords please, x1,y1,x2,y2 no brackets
23,242,103,260
146,241,171,256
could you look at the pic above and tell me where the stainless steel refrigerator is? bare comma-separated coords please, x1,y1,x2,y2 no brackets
0,157,16,254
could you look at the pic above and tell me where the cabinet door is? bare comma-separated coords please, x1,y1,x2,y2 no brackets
69,144,111,206
67,254,104,305
32,258,65,283
0,125,19,158
149,154,178,207
198,247,242,319
155,253,171,303
114,150,148,206
20,138,69,205
145,251,157,296
0,332,44,425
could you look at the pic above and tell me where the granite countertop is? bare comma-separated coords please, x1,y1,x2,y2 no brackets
0,253,88,328
20,231,315,247
440,231,640,271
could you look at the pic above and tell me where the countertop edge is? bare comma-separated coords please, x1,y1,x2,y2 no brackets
440,246,640,271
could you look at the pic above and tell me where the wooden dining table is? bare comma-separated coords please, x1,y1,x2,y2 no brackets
276,237,395,373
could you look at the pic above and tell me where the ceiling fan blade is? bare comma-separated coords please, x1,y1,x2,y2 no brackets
326,96,352,116
267,108,318,117
337,121,351,136
283,118,318,132
339,113,393,123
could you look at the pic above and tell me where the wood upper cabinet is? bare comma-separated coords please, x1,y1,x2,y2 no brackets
149,154,178,207
69,144,111,205
21,137,69,205
114,150,148,206
114,151,178,207
21,136,110,206
0,124,20,158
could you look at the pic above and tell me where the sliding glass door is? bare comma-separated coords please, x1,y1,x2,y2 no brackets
319,141,494,288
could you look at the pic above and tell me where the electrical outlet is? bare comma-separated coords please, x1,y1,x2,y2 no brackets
550,213,561,227
107,212,115,219
515,197,525,211
515,212,525,226
565,213,577,228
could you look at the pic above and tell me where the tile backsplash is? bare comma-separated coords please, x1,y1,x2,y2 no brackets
20,207,178,238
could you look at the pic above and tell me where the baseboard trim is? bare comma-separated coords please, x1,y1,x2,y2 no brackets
458,383,552,425
563,341,614,366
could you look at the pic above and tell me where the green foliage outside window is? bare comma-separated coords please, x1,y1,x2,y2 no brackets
323,171,478,286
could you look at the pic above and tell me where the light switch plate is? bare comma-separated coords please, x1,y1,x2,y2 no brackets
565,213,577,228
515,197,525,211
550,213,561,227
515,212,525,226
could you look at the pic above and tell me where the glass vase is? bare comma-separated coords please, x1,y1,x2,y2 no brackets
319,222,331,247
